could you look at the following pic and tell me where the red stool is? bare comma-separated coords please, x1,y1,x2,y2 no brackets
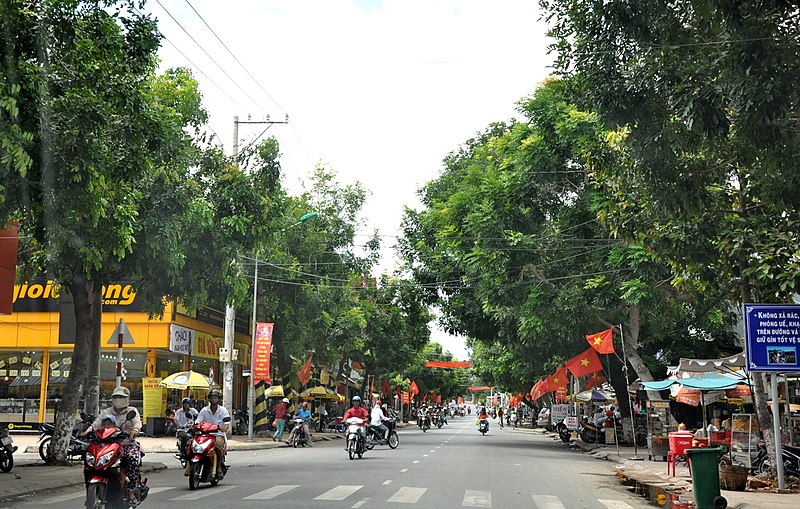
666,451,692,476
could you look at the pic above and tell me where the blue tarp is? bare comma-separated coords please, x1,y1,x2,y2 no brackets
640,375,748,391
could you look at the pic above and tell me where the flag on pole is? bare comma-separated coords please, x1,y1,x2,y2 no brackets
409,380,419,398
565,347,604,378
298,355,313,385
381,379,391,395
585,327,615,354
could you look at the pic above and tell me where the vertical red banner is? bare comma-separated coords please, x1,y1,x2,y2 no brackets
0,221,19,315
253,322,274,384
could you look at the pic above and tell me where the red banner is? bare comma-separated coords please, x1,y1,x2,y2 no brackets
466,386,493,392
401,391,410,404
0,221,19,315
423,361,472,369
252,322,274,384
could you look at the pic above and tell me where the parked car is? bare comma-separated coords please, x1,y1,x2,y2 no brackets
537,407,551,429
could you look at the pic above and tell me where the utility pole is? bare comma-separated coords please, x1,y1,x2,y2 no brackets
222,114,290,416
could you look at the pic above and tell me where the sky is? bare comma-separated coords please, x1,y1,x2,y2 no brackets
144,0,555,359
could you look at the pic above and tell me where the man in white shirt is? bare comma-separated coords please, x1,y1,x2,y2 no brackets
370,400,390,441
195,389,230,479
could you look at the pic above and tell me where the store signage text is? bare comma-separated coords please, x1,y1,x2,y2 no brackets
169,324,195,355
13,279,139,308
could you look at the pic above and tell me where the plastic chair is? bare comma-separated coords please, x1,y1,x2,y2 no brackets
667,451,692,477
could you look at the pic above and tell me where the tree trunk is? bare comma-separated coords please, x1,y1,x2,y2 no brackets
47,275,92,464
606,353,633,443
82,280,101,416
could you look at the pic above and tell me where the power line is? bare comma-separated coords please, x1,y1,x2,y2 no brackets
153,0,266,114
183,0,287,114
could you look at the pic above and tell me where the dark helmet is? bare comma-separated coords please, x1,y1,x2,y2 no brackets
209,389,222,399
181,397,192,405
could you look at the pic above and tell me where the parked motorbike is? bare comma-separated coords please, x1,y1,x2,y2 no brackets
39,411,93,463
578,418,601,444
84,410,148,509
186,416,231,490
289,418,310,448
556,419,572,443
478,418,489,435
366,418,399,450
418,414,431,433
1,425,17,472
234,408,249,436
345,417,366,460
752,440,800,477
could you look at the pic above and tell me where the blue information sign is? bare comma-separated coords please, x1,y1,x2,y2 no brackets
744,304,800,372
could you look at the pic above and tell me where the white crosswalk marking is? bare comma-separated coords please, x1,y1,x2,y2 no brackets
387,487,427,503
148,487,175,495
39,491,84,504
314,485,363,501
532,494,567,509
598,500,633,509
170,486,236,501
243,485,300,500
462,489,492,507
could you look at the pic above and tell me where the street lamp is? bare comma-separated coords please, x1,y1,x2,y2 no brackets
247,211,318,441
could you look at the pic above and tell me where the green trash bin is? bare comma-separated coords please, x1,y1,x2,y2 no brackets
685,447,727,509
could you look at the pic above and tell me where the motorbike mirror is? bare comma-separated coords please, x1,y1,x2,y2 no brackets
222,416,232,422
126,410,137,420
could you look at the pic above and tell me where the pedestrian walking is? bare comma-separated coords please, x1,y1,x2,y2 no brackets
272,398,289,442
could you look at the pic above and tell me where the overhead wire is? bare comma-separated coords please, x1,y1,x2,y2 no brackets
153,0,266,114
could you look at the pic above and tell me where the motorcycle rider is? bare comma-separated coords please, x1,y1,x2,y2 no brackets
174,397,197,461
497,406,504,428
84,386,143,495
287,401,313,446
343,396,369,450
478,406,489,431
370,400,390,442
195,389,230,480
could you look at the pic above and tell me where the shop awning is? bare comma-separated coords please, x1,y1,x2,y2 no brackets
641,375,748,391
677,351,746,373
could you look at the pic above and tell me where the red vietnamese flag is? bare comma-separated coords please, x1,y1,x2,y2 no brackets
381,379,391,395
530,379,543,399
409,380,419,398
586,372,607,389
550,366,568,391
585,327,615,354
298,355,313,385
565,347,603,378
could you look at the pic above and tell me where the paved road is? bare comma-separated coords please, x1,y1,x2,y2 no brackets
4,416,650,508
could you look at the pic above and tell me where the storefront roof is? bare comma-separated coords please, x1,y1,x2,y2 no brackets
677,351,746,373
641,374,748,391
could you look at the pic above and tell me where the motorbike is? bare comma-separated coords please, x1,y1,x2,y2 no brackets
234,408,249,436
39,411,93,463
418,414,430,433
345,417,366,460
186,416,231,490
164,408,177,436
1,425,17,472
752,440,800,477
366,418,399,450
84,410,148,509
174,422,194,468
478,417,489,435
556,419,572,443
436,414,444,429
578,418,601,444
289,418,310,448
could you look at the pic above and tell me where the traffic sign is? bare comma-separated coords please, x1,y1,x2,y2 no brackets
744,304,800,372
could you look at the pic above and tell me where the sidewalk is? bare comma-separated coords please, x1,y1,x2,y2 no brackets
548,432,800,509
1,431,342,501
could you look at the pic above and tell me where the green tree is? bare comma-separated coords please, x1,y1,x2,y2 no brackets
540,0,800,469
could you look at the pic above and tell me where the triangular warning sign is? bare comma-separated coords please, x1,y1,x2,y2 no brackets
107,319,135,345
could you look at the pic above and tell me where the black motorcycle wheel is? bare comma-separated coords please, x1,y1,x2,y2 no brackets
188,462,202,490
86,483,104,509
38,437,51,463
558,428,571,443
357,442,363,459
580,428,596,443
0,451,13,472
348,439,356,460
388,432,399,449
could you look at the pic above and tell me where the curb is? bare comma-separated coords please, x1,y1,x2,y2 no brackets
0,462,167,502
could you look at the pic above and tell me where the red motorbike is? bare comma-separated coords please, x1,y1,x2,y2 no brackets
84,411,148,509
186,417,230,490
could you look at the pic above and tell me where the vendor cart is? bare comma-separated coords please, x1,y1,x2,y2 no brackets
646,399,675,461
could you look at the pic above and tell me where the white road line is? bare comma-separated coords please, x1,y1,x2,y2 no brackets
401,468,408,472
532,494,567,509
352,498,370,508
38,491,84,504
412,460,419,463
243,485,300,500
148,487,175,495
387,487,427,503
463,489,492,507
314,485,363,501
170,485,236,501
429,449,435,452
383,480,393,485
423,454,429,457
598,500,633,509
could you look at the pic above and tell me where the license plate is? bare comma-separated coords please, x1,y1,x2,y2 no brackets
0,437,11,445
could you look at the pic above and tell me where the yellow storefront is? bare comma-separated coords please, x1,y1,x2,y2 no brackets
0,279,251,428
